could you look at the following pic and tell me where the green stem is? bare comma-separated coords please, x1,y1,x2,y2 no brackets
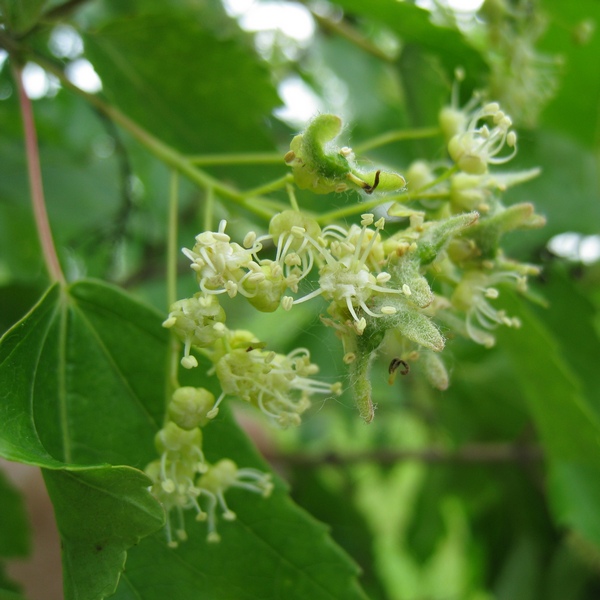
415,164,458,194
383,165,458,206
12,62,65,285
243,174,294,198
317,196,388,224
311,10,394,63
287,183,299,211
33,55,277,222
250,197,291,214
167,337,181,399
317,170,455,224
349,352,375,424
166,171,181,396
166,171,179,308
203,187,215,232
353,127,441,154
188,152,283,166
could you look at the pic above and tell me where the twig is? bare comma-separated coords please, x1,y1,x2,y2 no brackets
265,443,543,467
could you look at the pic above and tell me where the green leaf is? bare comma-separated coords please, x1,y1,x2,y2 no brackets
0,582,27,600
0,281,370,598
82,13,281,154
497,294,600,468
497,294,600,550
0,282,168,599
43,466,164,600
530,266,600,418
0,282,167,467
0,282,46,337
290,466,388,600
494,536,542,600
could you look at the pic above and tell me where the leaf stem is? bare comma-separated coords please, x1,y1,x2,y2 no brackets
203,187,215,232
12,62,65,285
414,164,458,193
286,184,299,211
188,152,283,166
166,171,179,308
316,196,389,224
242,174,294,198
311,10,395,63
165,171,182,394
353,126,441,154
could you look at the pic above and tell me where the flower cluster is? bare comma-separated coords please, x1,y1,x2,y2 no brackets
150,100,543,545
162,305,341,428
391,97,545,355
145,386,273,545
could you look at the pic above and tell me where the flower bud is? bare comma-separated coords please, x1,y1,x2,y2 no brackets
168,387,216,430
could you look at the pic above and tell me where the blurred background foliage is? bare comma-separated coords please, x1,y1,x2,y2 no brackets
1,0,600,598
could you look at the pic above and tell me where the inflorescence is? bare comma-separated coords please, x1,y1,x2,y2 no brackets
147,98,544,545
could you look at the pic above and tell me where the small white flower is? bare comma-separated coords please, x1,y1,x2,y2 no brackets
450,270,525,347
163,292,226,368
213,339,340,428
447,102,518,175
183,220,262,298
291,214,405,331
196,459,273,543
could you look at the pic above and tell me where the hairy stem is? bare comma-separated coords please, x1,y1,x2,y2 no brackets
13,63,65,284
349,352,375,424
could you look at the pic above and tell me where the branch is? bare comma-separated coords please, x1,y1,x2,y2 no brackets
265,443,544,467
